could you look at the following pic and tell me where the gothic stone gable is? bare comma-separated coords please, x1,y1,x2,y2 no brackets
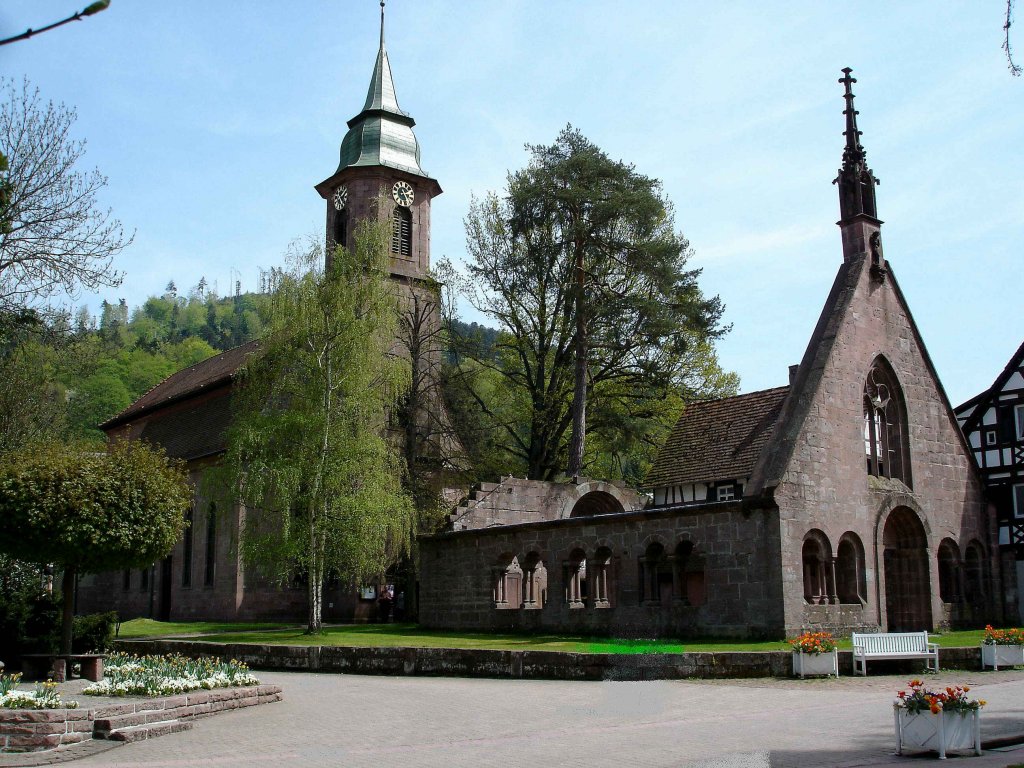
748,252,998,635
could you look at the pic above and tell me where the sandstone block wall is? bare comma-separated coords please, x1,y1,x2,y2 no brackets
419,504,785,639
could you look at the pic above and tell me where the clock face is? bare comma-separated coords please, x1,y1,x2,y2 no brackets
332,185,348,211
392,181,414,207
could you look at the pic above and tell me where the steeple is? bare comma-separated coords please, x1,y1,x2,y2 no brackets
834,68,879,223
336,1,428,178
833,68,884,270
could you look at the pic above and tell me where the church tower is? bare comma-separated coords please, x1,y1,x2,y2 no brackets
314,2,442,279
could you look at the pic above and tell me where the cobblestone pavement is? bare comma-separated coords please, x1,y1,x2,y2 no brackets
50,669,1024,768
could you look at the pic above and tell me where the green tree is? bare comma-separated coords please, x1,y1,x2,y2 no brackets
223,220,414,634
0,439,190,654
446,127,729,481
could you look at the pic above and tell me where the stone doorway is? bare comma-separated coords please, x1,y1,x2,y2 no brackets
882,507,932,631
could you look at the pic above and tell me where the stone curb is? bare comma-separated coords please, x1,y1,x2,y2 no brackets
114,639,991,681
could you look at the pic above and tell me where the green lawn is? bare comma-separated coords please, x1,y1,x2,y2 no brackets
117,618,294,639
118,620,996,655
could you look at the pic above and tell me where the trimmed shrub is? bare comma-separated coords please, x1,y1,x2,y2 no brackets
72,611,118,653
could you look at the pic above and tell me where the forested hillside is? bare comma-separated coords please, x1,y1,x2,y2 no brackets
0,281,272,444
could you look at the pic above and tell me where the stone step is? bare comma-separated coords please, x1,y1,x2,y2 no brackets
93,708,167,733
103,719,192,743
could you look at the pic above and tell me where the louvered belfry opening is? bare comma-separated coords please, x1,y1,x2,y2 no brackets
391,206,412,257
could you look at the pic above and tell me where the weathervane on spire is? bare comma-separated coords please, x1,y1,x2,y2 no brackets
380,0,386,48
834,67,879,223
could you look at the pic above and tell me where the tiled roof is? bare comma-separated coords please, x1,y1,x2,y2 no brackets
139,393,233,461
644,386,790,489
100,341,258,430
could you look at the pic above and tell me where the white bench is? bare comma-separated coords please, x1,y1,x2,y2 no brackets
851,631,939,676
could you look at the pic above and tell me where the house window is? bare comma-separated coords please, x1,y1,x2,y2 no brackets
391,206,412,257
122,570,131,591
1014,484,1024,518
716,484,735,502
1016,404,1024,441
204,502,217,587
181,506,194,588
863,359,910,485
140,565,149,593
985,430,997,446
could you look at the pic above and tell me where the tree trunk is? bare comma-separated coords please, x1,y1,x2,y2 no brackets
566,241,587,478
60,565,76,655
307,506,322,634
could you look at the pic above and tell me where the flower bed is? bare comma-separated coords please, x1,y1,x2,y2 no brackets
82,652,259,697
0,674,77,710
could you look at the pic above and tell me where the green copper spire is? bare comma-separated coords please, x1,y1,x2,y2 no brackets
337,1,427,177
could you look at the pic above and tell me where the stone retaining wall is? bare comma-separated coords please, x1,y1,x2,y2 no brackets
0,684,282,753
116,639,986,681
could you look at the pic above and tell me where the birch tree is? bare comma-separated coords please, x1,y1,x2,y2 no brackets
223,215,414,633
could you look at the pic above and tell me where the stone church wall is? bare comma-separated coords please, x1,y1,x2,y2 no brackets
772,255,1000,636
419,503,785,639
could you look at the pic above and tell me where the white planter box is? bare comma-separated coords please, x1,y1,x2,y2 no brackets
894,708,981,759
792,649,838,678
980,643,1024,670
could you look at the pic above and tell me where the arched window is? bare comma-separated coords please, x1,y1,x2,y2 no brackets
333,208,348,250
963,540,987,606
835,533,866,604
391,206,412,257
493,553,522,609
802,530,834,605
181,505,194,588
673,540,706,607
204,502,217,587
937,539,962,604
639,542,672,606
863,359,911,485
522,551,546,609
564,548,587,607
591,546,613,607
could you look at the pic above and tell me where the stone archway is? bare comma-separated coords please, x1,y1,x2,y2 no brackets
882,507,932,631
568,491,625,518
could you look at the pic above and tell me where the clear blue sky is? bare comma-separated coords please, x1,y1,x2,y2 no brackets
1,1,1020,406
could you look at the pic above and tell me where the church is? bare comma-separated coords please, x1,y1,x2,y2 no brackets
78,11,1013,639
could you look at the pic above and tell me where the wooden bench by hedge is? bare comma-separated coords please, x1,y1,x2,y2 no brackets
20,653,105,682
851,631,938,676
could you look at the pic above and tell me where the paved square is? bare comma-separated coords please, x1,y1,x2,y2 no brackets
71,671,1024,768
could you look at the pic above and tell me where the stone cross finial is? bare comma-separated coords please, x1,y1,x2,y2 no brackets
833,67,879,225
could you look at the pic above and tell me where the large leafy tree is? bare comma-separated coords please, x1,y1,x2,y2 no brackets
445,126,730,481
223,217,415,634
0,440,190,654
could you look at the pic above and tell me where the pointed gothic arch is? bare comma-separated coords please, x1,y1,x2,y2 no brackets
881,507,931,631
863,356,911,487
